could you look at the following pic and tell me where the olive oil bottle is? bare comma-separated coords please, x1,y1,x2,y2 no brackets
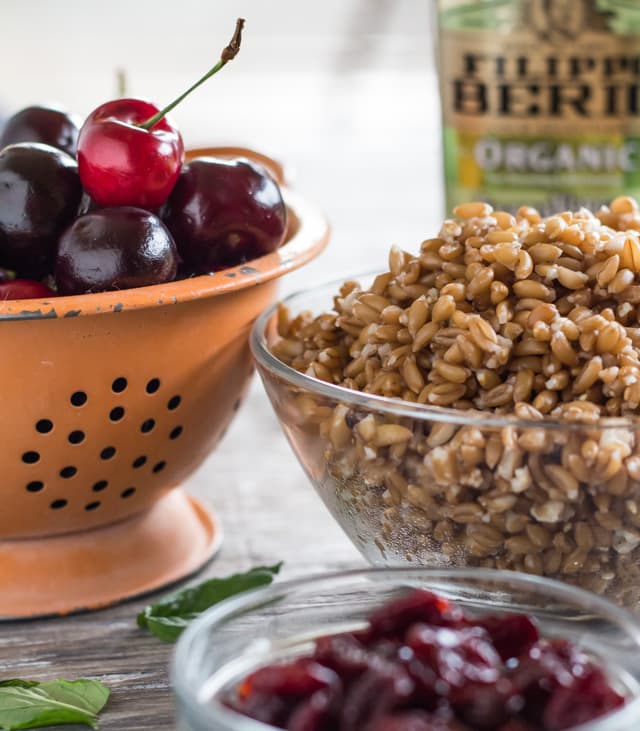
436,0,640,213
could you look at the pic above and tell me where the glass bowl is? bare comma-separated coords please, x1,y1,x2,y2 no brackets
250,277,640,609
172,567,640,731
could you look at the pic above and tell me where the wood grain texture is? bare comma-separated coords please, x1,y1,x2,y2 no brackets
0,4,442,727
0,381,363,730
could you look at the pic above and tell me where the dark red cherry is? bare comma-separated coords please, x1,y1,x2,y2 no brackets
0,279,56,301
55,207,177,294
0,106,80,156
163,156,287,272
0,143,82,278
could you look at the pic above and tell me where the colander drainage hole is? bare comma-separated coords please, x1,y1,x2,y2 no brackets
22,451,40,464
152,461,166,474
112,377,128,393
170,426,183,440
85,501,100,511
146,378,161,394
110,406,125,422
100,446,116,460
141,419,155,433
36,419,53,434
26,481,44,493
50,499,67,510
70,391,88,407
167,395,181,411
132,456,147,468
60,466,77,479
121,487,136,498
68,430,85,444
93,480,108,492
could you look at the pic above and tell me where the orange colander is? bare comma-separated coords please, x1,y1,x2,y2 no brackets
0,147,329,618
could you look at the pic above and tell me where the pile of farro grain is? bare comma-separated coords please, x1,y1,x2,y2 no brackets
275,197,640,420
271,197,640,606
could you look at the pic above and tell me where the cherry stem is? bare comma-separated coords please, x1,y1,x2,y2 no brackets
116,68,127,97
140,18,245,131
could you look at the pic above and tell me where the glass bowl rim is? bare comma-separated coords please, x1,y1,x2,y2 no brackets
250,271,640,431
172,566,640,731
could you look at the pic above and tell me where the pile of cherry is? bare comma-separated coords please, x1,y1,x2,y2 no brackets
0,100,286,300
225,589,624,731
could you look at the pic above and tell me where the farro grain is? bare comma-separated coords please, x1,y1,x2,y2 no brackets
374,424,413,447
402,357,425,394
611,196,638,215
515,250,534,279
512,280,551,300
556,255,583,271
489,281,509,304
505,535,537,554
609,268,635,294
454,201,493,219
556,265,588,289
528,243,562,263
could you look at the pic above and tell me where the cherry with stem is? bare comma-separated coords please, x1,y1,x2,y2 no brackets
77,18,245,209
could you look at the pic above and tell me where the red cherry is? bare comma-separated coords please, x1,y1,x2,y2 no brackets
0,279,57,301
77,99,183,209
76,18,244,209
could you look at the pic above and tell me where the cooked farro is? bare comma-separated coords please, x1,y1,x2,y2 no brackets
269,198,640,606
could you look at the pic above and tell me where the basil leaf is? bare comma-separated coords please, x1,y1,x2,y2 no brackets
137,563,283,642
0,678,109,730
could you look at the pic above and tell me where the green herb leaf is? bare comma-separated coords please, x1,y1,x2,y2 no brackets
0,678,109,730
137,563,283,642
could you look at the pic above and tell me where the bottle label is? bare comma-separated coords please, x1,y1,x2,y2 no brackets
438,0,640,213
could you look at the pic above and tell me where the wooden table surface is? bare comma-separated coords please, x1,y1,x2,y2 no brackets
0,3,439,728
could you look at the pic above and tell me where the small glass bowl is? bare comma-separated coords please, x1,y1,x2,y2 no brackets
172,567,640,731
250,277,640,609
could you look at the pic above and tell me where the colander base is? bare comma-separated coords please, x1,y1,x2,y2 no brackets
0,489,221,618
